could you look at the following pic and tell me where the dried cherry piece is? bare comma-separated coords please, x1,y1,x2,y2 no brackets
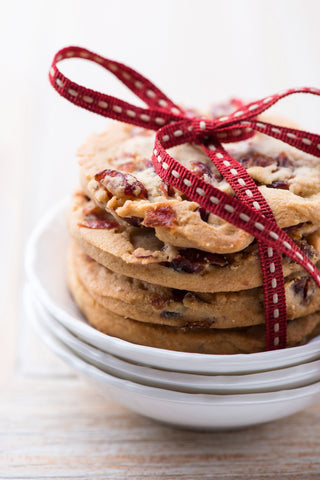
239,152,275,169
143,205,176,227
268,180,290,190
170,256,205,274
79,205,121,230
239,150,292,171
79,219,121,229
283,223,305,234
190,161,222,182
159,181,175,198
167,248,228,274
95,169,148,200
276,152,291,168
285,238,316,263
151,297,167,310
293,277,316,305
297,239,314,260
123,216,144,227
197,207,210,222
191,161,213,178
181,249,229,267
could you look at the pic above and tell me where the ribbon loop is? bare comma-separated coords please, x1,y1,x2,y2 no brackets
249,120,320,158
50,46,183,130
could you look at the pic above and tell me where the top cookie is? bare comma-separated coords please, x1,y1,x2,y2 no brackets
78,121,320,254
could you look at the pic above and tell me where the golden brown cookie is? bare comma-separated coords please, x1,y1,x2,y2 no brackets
78,121,320,254
67,250,320,355
68,191,320,293
70,241,320,329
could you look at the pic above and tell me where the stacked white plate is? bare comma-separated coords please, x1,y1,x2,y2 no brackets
24,200,320,430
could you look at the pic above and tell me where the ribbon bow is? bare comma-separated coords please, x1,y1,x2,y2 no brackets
49,45,320,351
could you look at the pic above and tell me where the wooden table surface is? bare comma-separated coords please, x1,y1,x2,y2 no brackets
2,1,320,477
2,336,320,480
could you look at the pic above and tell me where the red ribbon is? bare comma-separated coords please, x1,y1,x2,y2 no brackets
49,45,320,351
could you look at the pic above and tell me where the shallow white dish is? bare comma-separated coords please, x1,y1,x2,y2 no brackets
25,200,320,374
30,286,320,394
25,285,320,430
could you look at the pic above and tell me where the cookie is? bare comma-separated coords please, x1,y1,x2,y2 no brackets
71,241,320,329
67,254,320,354
68,191,320,293
78,121,320,254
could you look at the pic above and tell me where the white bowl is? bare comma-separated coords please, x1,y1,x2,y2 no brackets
30,285,320,394
25,200,320,374
24,284,320,430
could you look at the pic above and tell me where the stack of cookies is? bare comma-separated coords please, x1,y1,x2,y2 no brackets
67,121,320,354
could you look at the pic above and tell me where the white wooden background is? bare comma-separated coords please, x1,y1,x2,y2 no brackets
1,0,320,477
